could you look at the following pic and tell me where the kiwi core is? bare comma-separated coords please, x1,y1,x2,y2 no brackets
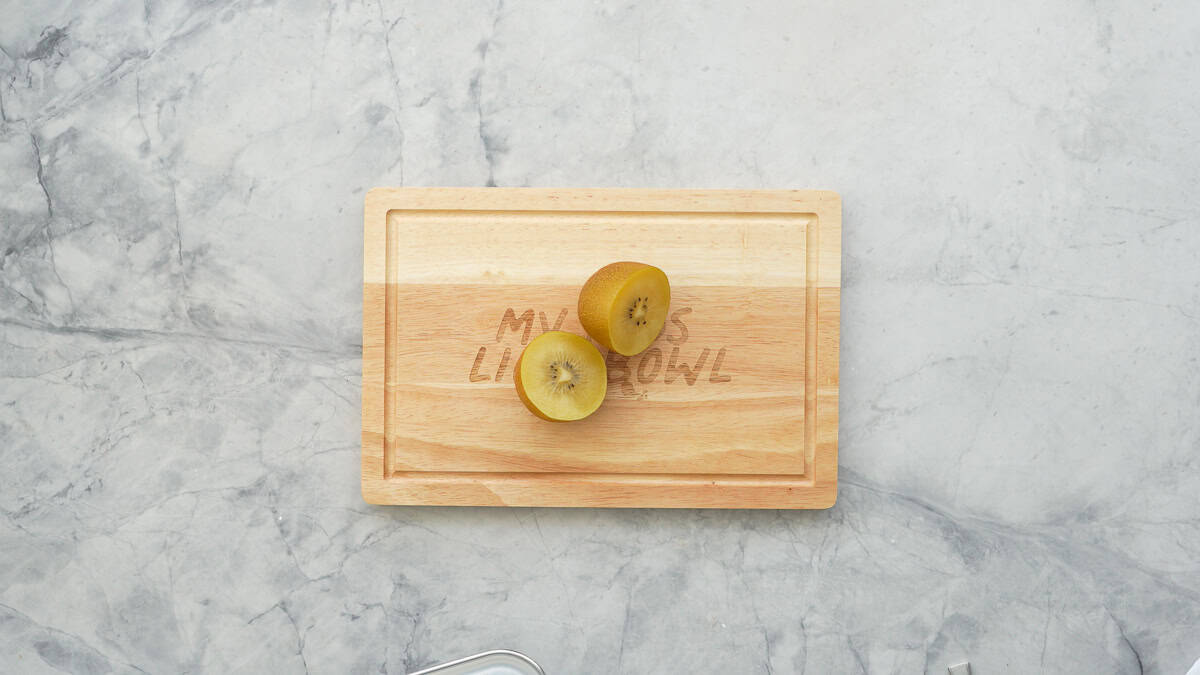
551,360,577,387
629,297,649,325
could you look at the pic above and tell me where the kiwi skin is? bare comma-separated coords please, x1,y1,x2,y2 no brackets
513,349,561,422
578,261,662,353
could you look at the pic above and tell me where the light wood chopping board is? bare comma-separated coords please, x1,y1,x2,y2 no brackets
362,188,839,508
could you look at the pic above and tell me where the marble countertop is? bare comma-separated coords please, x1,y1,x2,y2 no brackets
2,1,1198,673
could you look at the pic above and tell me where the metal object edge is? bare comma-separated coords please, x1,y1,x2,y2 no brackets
408,649,546,675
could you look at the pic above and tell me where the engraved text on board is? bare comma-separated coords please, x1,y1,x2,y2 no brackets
468,307,731,397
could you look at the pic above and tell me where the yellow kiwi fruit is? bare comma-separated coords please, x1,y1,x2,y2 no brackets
513,331,607,422
577,262,671,356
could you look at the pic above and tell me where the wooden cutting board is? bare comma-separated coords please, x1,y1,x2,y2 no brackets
362,188,840,508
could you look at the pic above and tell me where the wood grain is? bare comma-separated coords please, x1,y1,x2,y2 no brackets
362,188,839,508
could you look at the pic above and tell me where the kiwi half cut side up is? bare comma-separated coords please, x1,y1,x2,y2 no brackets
578,262,671,356
514,331,607,422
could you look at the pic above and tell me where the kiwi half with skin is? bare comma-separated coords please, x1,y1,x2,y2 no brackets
514,331,607,422
578,262,671,356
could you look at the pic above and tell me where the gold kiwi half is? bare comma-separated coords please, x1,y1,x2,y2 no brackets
514,331,607,422
577,262,671,356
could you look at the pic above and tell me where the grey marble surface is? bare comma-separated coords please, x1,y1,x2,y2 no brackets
1,1,1198,673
